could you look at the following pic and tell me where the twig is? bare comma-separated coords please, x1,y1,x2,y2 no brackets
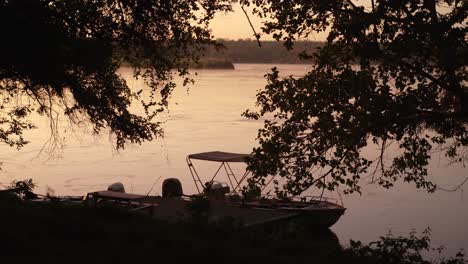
437,177,468,192
240,5,261,47
146,176,162,196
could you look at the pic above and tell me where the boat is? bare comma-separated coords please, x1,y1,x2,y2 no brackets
85,151,346,229
181,151,346,229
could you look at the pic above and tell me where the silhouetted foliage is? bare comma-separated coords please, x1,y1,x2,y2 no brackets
0,0,232,150
2,179,38,201
343,229,466,264
186,195,210,224
242,0,468,195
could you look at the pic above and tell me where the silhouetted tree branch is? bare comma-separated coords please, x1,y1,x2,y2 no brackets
0,0,233,150
242,0,467,195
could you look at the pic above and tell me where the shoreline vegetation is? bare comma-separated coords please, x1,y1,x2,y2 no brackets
120,40,322,69
189,58,235,69
207,39,322,64
191,39,322,69
1,181,465,264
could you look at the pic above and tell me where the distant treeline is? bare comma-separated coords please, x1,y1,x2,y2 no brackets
202,39,323,64
118,39,323,68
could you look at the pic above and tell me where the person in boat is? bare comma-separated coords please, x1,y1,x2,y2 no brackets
204,181,230,200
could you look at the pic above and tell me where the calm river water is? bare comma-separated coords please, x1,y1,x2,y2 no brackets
0,64,466,254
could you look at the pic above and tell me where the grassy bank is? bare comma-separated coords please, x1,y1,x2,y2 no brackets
0,199,343,263
0,186,465,264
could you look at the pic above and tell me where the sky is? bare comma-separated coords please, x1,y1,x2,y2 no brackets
210,1,373,41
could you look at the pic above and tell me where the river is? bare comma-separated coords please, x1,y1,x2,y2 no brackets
0,64,466,255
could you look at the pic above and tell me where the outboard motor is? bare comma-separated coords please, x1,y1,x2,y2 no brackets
107,182,125,193
162,178,183,197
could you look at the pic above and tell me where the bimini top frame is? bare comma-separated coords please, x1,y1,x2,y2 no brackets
186,151,343,206
186,151,252,194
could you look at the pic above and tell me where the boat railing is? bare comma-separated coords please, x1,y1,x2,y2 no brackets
222,191,341,205
294,195,341,204
260,194,341,205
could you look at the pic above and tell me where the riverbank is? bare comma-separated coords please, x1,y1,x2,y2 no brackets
190,58,235,69
0,199,342,263
1,189,464,264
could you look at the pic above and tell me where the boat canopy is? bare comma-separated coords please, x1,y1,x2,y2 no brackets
188,151,251,163
187,151,252,193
